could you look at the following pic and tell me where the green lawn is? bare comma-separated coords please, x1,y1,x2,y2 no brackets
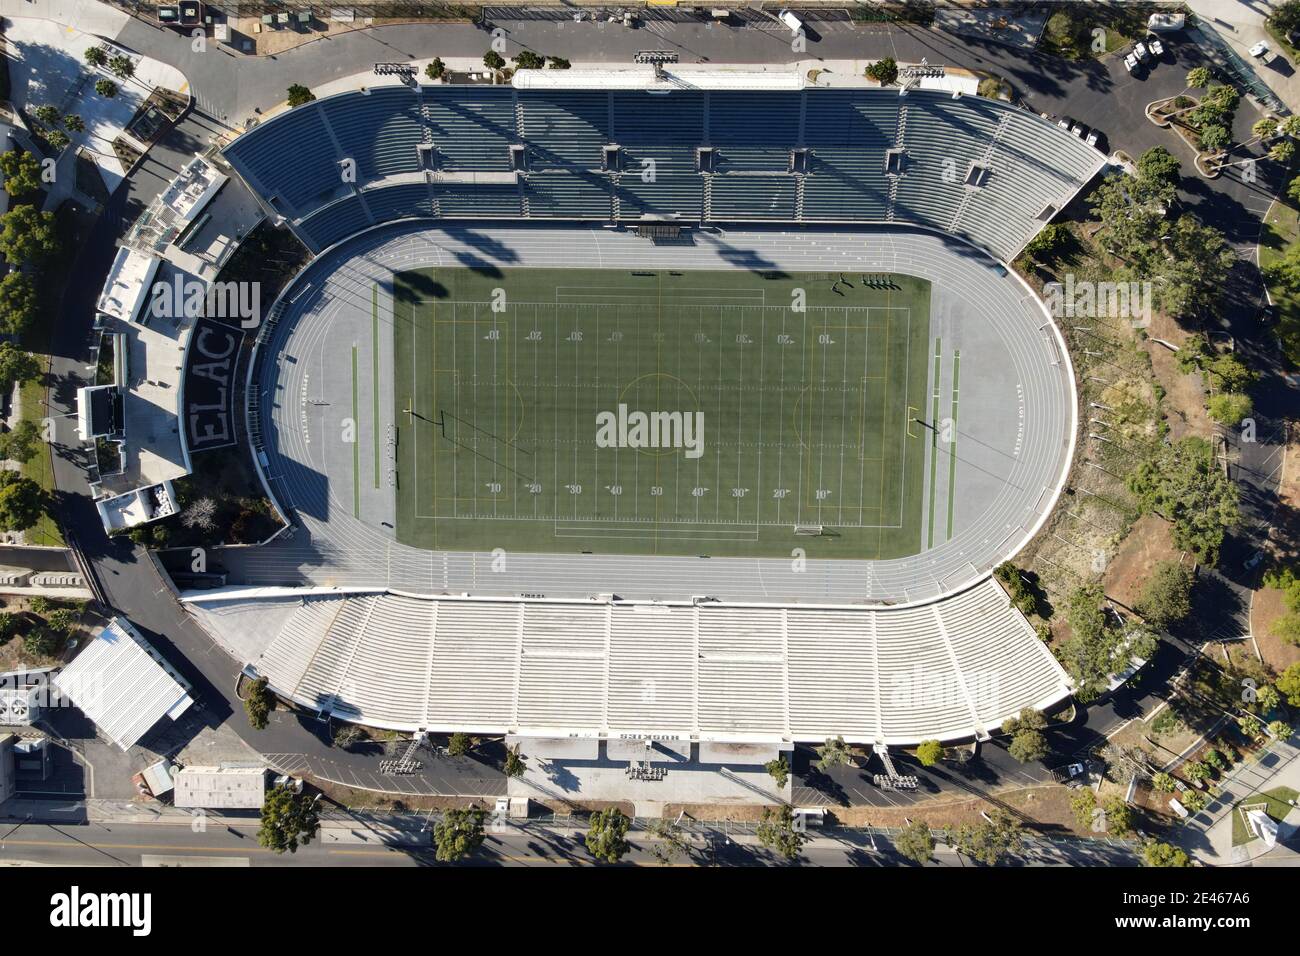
392,267,933,558
17,376,63,547
1231,785,1299,846
1258,198,1300,368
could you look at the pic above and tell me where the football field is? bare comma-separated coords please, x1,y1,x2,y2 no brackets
391,266,932,558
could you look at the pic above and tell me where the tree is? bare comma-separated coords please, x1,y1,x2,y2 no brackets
0,205,60,266
84,46,108,68
1021,223,1067,265
765,755,790,788
181,497,218,531
1240,713,1263,740
1008,729,1049,763
1070,788,1098,829
915,739,943,767
33,105,61,127
1185,67,1211,91
258,785,320,853
45,607,79,634
0,471,44,532
94,79,118,98
447,731,471,756
425,57,446,80
584,808,631,863
1001,707,1047,736
1200,124,1230,151
1184,760,1210,783
244,675,272,730
332,723,363,748
814,735,852,771
865,57,899,86
993,561,1044,616
1256,684,1281,714
1137,561,1195,631
0,149,43,198
1102,796,1134,835
63,114,85,134
107,54,135,80
1289,174,1300,206
1181,789,1207,812
514,50,545,70
894,819,934,864
483,50,506,71
1101,743,1152,785
756,804,808,861
646,819,691,864
1207,391,1253,426
947,808,1024,865
503,743,526,778
1272,140,1297,164
432,808,485,862
44,130,69,153
547,56,571,70
1137,146,1179,183
1151,771,1177,793
1057,584,1140,700
286,84,315,107
0,273,39,336
1268,720,1293,740
1127,436,1239,565
1143,840,1191,867
0,420,42,465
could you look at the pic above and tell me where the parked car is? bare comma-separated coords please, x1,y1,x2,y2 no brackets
1147,34,1165,57
1251,40,1276,65
1056,116,1071,130
1069,122,1087,139
1134,40,1150,61
1244,550,1265,571
1085,128,1103,149
1124,52,1141,74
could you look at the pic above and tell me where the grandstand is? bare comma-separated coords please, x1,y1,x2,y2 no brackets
224,86,1104,262
191,576,1071,745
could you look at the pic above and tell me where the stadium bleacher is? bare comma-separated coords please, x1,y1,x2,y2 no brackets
222,86,1105,261
232,578,1072,744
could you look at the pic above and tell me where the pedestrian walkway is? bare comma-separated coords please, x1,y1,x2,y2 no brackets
1174,736,1300,864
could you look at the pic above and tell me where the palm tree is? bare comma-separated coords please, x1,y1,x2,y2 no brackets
1271,140,1297,163
1162,68,1217,122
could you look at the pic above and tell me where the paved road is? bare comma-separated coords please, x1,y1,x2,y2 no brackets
0,814,1140,867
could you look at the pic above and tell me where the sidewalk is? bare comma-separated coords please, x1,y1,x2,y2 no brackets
1174,736,1300,864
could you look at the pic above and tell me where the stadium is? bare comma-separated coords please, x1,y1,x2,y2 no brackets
187,76,1107,750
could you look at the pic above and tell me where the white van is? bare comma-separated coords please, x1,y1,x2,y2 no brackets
779,9,804,34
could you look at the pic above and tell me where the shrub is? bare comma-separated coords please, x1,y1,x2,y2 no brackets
244,676,272,729
22,627,58,657
865,57,899,85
